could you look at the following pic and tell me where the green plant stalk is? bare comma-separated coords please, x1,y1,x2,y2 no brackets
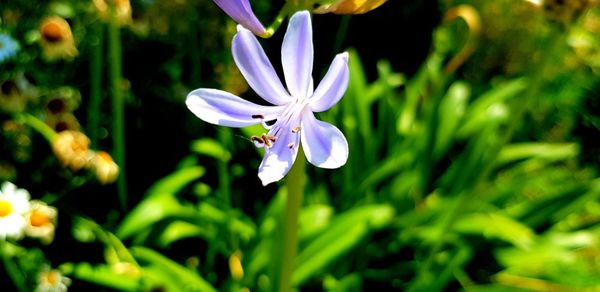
416,77,448,201
217,129,232,207
275,149,306,292
188,8,201,87
0,242,27,292
88,21,104,148
15,113,57,143
263,2,293,38
108,15,127,210
331,15,351,61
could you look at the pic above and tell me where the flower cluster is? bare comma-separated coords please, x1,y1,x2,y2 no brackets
0,182,58,244
52,130,119,185
185,0,388,185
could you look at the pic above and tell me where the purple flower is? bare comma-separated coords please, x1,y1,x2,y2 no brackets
186,11,349,186
213,0,267,37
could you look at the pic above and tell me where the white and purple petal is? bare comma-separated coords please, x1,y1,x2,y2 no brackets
186,88,284,128
233,26,293,106
213,0,267,36
258,126,301,186
300,109,348,169
281,11,314,99
309,52,349,112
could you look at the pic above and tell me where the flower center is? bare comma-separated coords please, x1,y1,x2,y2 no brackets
0,200,13,217
97,151,114,163
251,99,308,148
41,22,64,43
30,210,50,227
43,271,61,285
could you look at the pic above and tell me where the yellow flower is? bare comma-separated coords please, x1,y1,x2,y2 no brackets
36,268,71,292
39,16,78,61
25,200,57,245
45,112,82,133
0,74,39,113
229,250,244,281
314,0,388,14
90,151,119,184
52,130,94,172
93,0,132,25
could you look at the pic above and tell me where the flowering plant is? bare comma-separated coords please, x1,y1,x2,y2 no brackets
187,11,349,185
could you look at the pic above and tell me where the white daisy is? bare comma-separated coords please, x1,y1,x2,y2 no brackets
35,268,71,292
0,182,31,240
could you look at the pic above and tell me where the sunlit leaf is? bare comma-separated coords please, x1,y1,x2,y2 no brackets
293,205,395,285
131,247,217,292
454,213,536,249
190,138,232,162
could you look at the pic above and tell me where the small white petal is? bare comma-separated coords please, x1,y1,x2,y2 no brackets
233,26,292,105
186,88,284,128
309,52,349,112
300,110,348,169
258,129,300,186
282,11,313,99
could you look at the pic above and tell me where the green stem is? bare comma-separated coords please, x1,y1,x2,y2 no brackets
15,113,57,143
188,8,201,87
82,216,139,265
275,149,306,292
263,2,293,38
108,14,127,211
0,242,27,292
331,15,351,60
417,77,448,201
88,21,104,148
217,129,232,207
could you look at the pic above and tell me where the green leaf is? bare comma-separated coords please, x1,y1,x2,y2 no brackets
496,143,579,166
454,213,536,249
457,78,527,138
116,195,196,239
434,80,471,159
299,204,334,242
63,263,140,291
190,138,231,162
131,247,217,292
293,205,395,285
145,166,205,199
156,221,206,247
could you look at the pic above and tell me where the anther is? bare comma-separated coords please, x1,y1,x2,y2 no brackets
288,143,294,149
252,114,265,119
261,134,272,147
292,126,301,133
251,136,264,147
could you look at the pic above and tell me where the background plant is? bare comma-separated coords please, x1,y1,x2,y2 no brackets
1,0,599,291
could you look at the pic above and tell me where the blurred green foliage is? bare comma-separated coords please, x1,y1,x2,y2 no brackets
1,0,600,291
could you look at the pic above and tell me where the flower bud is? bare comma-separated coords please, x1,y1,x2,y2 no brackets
52,130,93,172
314,0,388,14
39,16,78,61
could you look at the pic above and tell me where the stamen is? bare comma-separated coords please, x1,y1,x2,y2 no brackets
292,126,301,133
251,136,265,148
252,114,265,119
288,143,294,149
261,134,272,147
266,135,277,142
